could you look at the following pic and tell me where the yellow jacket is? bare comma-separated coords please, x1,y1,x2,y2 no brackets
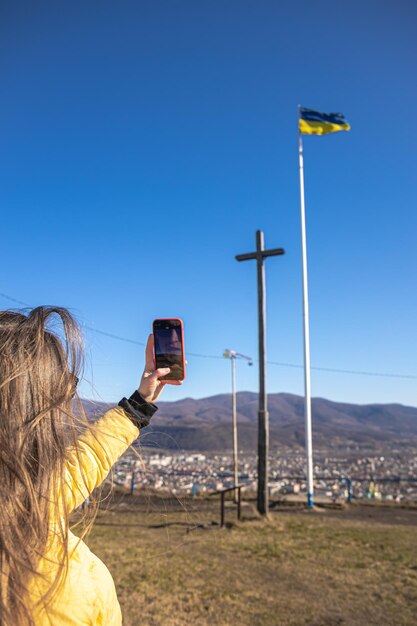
30,407,139,625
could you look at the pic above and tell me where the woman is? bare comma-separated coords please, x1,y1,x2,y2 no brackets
0,306,177,625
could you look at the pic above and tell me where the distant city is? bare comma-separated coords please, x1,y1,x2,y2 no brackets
109,445,417,502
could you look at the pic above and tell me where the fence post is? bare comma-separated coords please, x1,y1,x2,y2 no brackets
221,491,225,528
346,478,352,503
130,464,135,496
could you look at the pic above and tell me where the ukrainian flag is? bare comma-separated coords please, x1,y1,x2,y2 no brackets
299,107,350,135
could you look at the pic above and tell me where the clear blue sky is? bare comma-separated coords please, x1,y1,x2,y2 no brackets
1,0,416,406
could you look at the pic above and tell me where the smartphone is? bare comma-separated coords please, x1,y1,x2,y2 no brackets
152,318,186,382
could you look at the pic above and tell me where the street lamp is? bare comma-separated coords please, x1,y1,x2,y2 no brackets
223,349,253,501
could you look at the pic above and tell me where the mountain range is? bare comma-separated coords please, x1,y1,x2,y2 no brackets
82,392,417,451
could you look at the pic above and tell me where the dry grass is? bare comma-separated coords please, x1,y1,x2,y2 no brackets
81,496,417,625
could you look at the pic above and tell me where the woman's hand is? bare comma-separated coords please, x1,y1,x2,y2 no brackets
138,334,182,403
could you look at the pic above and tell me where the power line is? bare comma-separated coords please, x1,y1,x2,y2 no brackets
0,293,29,307
267,360,417,380
0,292,147,346
83,327,146,347
1,291,416,380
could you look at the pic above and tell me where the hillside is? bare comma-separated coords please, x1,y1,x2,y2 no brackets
82,392,417,451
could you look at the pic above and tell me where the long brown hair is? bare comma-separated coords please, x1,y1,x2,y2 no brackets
0,306,95,625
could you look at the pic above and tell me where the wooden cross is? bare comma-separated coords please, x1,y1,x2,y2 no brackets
236,230,285,516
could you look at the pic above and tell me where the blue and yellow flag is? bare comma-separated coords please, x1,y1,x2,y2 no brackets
299,107,350,135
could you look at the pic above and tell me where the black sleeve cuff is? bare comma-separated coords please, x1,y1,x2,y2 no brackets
118,391,158,429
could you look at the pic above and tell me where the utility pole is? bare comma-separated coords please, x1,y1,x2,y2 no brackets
223,349,253,502
236,230,285,516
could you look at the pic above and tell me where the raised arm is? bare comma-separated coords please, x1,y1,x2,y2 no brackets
62,334,181,512
63,407,139,512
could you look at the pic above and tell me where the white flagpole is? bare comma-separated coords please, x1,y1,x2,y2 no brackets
298,108,314,508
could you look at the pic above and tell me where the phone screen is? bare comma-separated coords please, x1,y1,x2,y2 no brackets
153,319,185,381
